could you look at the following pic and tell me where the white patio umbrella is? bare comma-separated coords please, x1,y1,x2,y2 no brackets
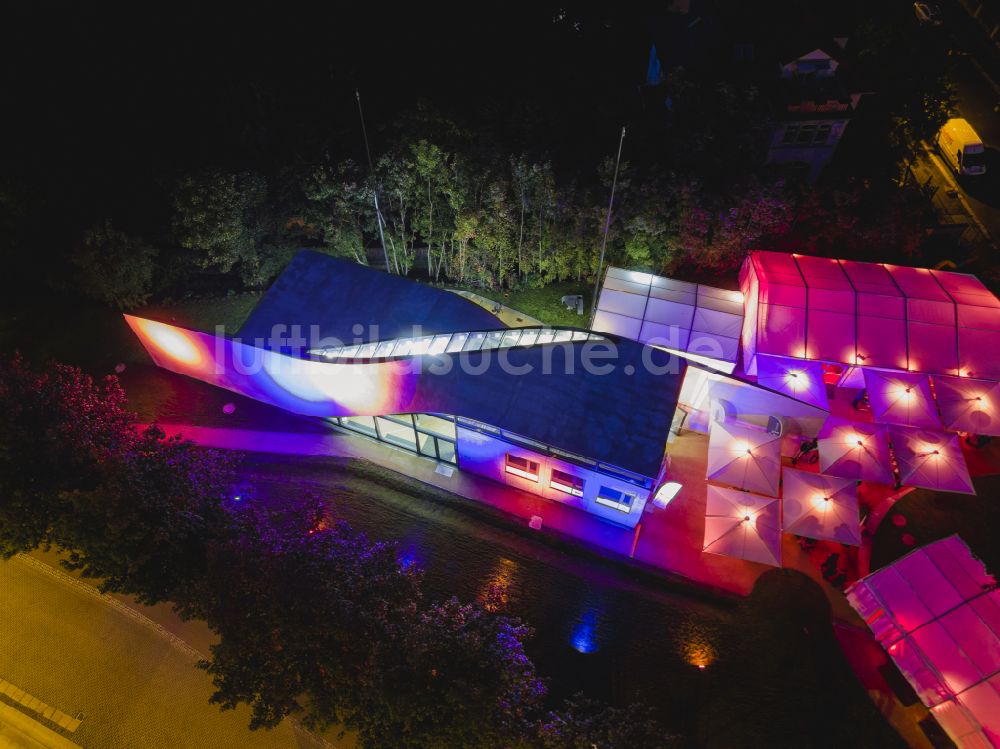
932,375,1000,435
817,417,894,485
755,354,829,410
707,420,782,497
703,484,781,567
863,369,941,429
888,426,975,494
781,468,861,545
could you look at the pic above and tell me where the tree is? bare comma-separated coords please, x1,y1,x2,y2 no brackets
54,426,235,611
71,219,158,309
298,159,370,265
535,695,681,749
172,169,268,278
197,495,422,732
0,356,136,557
356,597,546,749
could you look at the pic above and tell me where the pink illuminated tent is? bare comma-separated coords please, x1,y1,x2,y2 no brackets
817,417,894,484
889,426,975,494
846,535,1000,749
740,252,1000,380
863,369,942,429
755,354,829,409
781,468,861,545
707,420,782,496
933,376,1000,436
703,485,781,566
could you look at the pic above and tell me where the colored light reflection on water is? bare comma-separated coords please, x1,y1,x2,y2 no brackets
399,546,421,571
570,607,601,654
480,558,518,612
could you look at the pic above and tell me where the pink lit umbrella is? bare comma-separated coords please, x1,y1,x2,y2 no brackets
707,420,782,497
817,417,894,484
863,369,941,429
703,485,781,566
781,468,861,545
755,354,829,410
888,426,975,494
932,375,1000,435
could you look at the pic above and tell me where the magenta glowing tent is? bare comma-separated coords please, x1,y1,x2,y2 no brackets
755,354,829,410
781,468,861,545
707,420,782,497
933,375,1000,436
846,536,1000,749
863,369,942,429
817,417,894,484
703,485,782,566
889,426,975,494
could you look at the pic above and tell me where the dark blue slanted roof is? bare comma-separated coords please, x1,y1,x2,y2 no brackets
417,340,686,479
239,251,504,351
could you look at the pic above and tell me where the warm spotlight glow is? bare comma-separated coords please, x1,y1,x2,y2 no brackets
785,370,805,391
131,317,203,366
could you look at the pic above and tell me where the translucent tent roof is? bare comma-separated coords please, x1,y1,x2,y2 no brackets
739,251,1000,380
846,535,1000,748
593,267,744,372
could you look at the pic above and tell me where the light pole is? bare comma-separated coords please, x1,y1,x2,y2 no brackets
590,125,626,326
355,89,392,274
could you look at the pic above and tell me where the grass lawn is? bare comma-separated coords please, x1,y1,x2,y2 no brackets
444,280,593,327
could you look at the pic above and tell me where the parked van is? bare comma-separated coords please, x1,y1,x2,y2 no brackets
936,118,987,176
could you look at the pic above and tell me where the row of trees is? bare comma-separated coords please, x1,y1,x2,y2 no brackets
0,355,679,749
71,138,806,310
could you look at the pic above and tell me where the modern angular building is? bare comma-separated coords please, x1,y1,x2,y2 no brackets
127,249,1000,533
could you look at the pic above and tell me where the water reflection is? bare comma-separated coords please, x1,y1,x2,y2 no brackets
480,558,518,612
569,601,605,654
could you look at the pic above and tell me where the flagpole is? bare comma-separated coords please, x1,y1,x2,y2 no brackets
590,125,626,326
356,89,392,274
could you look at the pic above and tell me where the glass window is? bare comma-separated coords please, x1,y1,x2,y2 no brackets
428,335,452,355
356,342,379,358
482,331,505,350
408,336,435,355
500,330,522,348
393,338,415,356
505,454,540,481
535,330,556,345
463,332,487,351
814,124,832,144
417,431,437,458
339,415,378,437
796,124,816,144
414,413,456,439
437,439,457,464
782,125,798,144
572,331,589,341
518,329,540,347
595,485,635,512
374,340,396,357
376,416,417,450
551,468,584,497
445,332,469,353
553,330,573,343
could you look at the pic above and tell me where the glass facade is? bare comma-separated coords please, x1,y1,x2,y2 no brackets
331,413,458,465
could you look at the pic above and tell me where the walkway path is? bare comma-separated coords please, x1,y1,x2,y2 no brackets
446,289,544,327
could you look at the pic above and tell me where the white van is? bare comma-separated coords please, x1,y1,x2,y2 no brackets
936,118,987,176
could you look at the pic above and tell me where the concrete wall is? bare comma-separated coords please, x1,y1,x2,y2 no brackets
455,426,650,528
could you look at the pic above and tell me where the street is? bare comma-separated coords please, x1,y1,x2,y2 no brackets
917,2,1000,249
0,554,332,749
